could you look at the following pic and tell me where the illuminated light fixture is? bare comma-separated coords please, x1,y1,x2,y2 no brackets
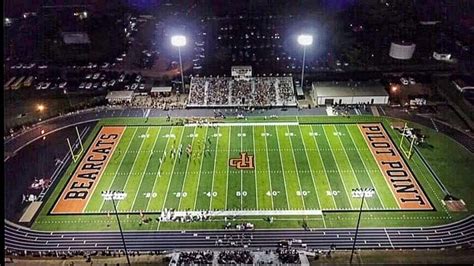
297,34,313,46
171,35,186,47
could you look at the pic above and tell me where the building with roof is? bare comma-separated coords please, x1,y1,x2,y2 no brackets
311,81,389,106
105,90,134,104
150,86,172,97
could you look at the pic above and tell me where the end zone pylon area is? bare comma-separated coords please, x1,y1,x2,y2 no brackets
67,127,84,163
399,123,416,159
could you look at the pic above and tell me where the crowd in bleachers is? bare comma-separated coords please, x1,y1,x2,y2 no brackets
188,77,296,107
128,95,185,110
217,250,253,264
276,248,301,264
177,251,214,265
207,78,231,105
254,77,277,106
277,77,296,105
230,79,252,105
188,77,206,105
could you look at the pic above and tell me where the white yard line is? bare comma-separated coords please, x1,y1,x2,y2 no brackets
208,127,220,210
225,127,231,210
129,127,162,212
286,126,306,210
331,125,368,209
308,126,337,209
192,127,209,211
297,126,323,212
321,125,354,209
177,127,199,211
98,127,137,211
115,128,151,209
263,126,275,210
252,126,259,210
274,126,293,210
345,125,386,209
144,128,173,211
157,128,186,230
240,126,243,211
184,122,299,127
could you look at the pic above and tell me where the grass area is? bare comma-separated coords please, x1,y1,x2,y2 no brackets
31,116,473,231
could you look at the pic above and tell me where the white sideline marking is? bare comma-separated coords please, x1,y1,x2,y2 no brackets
168,210,323,217
185,122,299,127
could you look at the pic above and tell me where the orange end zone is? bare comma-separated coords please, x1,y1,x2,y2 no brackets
359,123,433,210
51,126,125,214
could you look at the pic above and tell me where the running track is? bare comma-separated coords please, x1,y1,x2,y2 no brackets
5,216,473,251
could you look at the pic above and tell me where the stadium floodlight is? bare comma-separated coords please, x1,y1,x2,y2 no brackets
350,187,374,264
297,34,313,90
171,35,187,47
297,34,313,46
101,191,130,266
171,35,186,92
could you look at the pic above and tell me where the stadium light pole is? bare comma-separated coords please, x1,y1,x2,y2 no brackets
297,34,313,90
171,35,186,93
101,191,130,266
350,188,374,264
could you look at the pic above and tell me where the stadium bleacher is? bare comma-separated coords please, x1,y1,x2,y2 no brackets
187,76,296,107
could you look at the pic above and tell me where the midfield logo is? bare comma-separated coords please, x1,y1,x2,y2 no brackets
229,152,255,170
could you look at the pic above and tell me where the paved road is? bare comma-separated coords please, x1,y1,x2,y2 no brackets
5,216,473,252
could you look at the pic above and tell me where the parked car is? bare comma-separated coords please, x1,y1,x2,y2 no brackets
92,73,101,80
85,82,93,89
35,82,43,90
108,80,116,87
139,84,145,90
400,77,409,85
408,77,416,85
79,82,86,89
59,82,67,88
131,83,138,90
41,82,51,90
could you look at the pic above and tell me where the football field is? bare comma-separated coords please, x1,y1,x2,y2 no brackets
50,122,434,215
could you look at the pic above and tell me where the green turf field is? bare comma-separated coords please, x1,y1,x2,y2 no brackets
59,122,418,214
32,116,473,231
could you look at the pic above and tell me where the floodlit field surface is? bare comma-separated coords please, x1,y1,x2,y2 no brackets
34,116,468,231
50,122,432,215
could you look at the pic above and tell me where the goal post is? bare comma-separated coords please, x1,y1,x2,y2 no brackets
67,126,84,163
399,123,415,159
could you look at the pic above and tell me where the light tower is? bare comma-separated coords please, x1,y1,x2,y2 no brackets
171,35,187,92
297,34,313,90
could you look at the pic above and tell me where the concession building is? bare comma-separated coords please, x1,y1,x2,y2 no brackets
311,80,389,106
